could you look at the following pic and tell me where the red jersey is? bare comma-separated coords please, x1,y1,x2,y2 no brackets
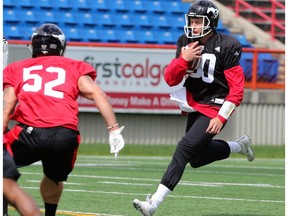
3,56,96,130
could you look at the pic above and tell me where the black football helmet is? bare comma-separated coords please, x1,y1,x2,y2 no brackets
3,37,8,67
184,0,219,39
31,23,66,58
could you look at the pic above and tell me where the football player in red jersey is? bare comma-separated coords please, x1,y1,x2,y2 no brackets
3,37,41,216
133,1,254,215
3,23,125,216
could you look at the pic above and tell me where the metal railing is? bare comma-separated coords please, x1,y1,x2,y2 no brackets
242,47,285,90
235,0,285,41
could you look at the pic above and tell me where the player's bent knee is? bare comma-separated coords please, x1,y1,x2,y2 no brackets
189,162,201,168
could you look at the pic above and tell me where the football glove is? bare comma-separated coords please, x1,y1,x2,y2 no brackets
109,126,125,157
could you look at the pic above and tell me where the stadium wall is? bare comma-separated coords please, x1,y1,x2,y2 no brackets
77,102,285,146
7,43,285,146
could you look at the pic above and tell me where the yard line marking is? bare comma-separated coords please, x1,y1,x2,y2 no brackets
21,172,284,189
75,163,284,171
76,163,132,167
26,180,86,185
77,155,284,162
206,164,284,170
167,194,284,203
31,158,284,170
76,158,284,171
191,169,284,177
179,181,284,188
98,181,153,186
24,178,284,189
54,210,122,216
22,186,284,204
8,207,122,216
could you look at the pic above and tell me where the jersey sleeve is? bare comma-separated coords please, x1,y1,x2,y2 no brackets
164,34,191,86
164,56,189,86
224,65,245,106
221,36,245,106
75,61,96,80
222,36,242,70
3,64,16,89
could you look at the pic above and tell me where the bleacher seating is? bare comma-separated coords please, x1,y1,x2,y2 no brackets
4,25,23,40
3,0,251,45
240,52,279,82
233,34,253,48
240,52,253,81
4,9,19,24
81,28,101,42
35,11,57,24
17,10,38,25
257,54,279,82
71,0,91,11
75,12,96,27
106,1,129,13
162,1,184,15
3,0,279,83
135,30,157,44
34,0,54,9
131,14,153,29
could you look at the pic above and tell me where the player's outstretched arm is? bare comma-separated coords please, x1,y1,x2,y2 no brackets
3,86,18,131
78,75,125,156
78,75,118,127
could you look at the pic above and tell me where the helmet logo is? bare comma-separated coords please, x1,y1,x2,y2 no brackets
41,45,47,50
207,7,219,19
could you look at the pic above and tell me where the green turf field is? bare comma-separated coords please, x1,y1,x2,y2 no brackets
8,144,284,216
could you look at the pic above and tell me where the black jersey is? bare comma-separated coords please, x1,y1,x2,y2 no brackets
182,33,242,106
164,32,244,118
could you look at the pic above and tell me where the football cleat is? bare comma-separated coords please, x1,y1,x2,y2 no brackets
236,135,255,162
133,195,157,216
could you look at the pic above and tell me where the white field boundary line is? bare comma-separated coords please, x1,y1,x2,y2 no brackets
75,156,285,165
24,178,284,189
8,206,122,216
26,179,153,187
54,210,122,216
22,164,285,178
21,172,284,188
76,166,286,178
32,161,285,173
30,155,285,166
75,166,285,177
189,169,284,177
22,186,284,204
77,155,285,163
74,163,285,171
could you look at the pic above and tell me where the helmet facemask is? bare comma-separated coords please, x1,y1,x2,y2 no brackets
3,38,8,67
184,14,212,39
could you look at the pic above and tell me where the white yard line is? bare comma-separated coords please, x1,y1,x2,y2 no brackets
8,207,122,216
17,156,284,215
22,186,284,204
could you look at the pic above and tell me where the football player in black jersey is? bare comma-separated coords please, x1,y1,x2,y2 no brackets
133,1,255,215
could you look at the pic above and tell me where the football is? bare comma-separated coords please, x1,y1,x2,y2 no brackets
184,42,201,73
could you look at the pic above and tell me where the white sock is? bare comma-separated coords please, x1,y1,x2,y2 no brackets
151,184,171,206
227,141,242,153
